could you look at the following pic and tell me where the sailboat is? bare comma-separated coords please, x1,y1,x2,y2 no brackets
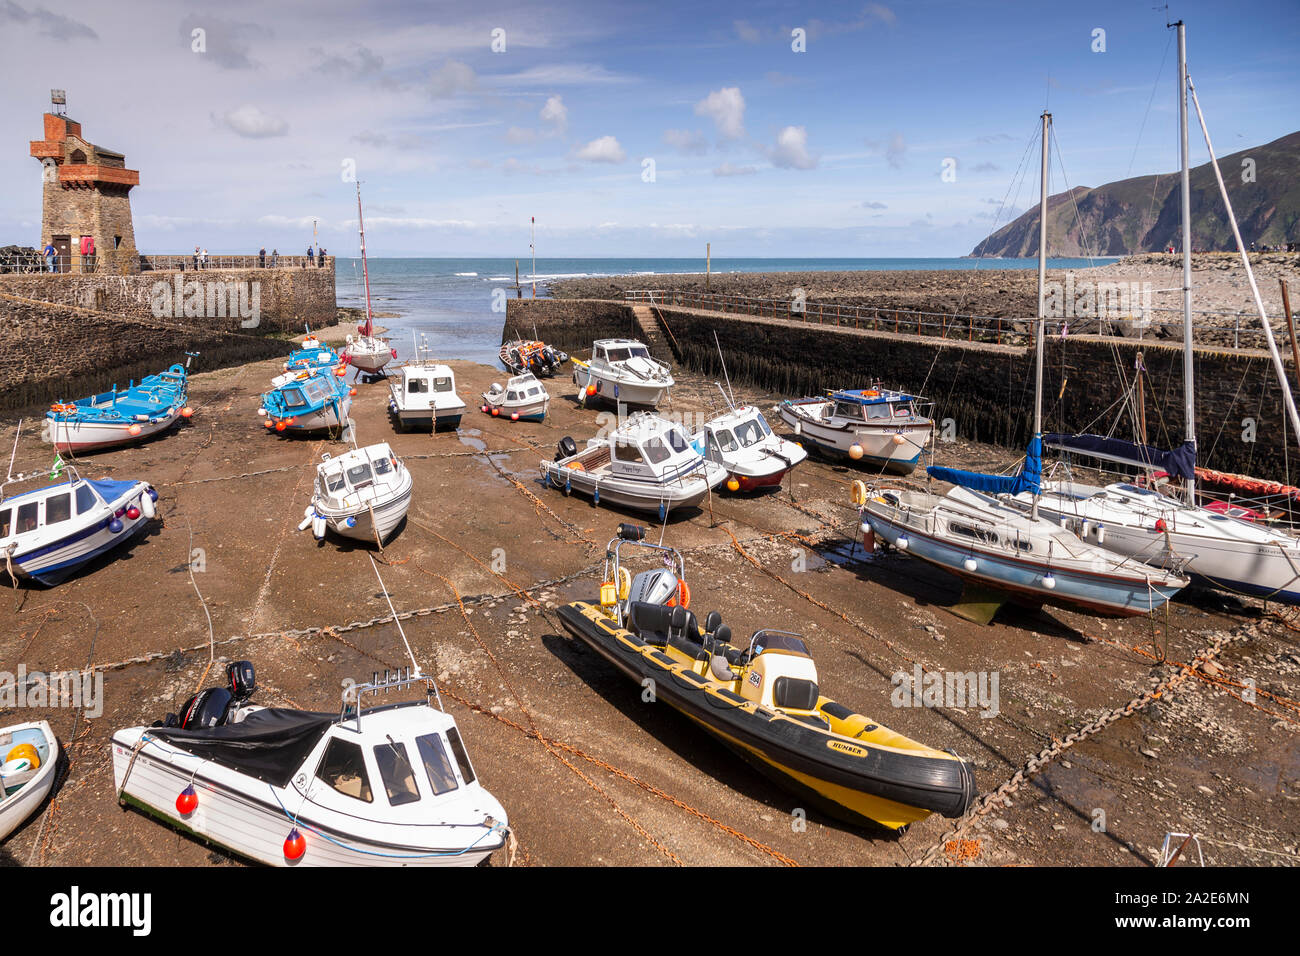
1023,22,1300,604
855,112,1188,622
341,183,396,377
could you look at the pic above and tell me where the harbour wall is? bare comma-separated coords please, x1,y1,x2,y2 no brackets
506,297,1293,481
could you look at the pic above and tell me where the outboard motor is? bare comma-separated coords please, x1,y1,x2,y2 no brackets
176,687,234,729
626,567,680,607
556,436,578,461
227,660,256,703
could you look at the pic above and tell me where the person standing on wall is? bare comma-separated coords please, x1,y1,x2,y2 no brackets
271,248,278,267
193,246,199,270
81,234,95,273
307,244,315,267
259,246,266,268
43,240,56,273
318,247,326,267
200,248,208,269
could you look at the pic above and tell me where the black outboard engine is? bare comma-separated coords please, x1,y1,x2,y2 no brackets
176,687,234,729
556,436,578,461
227,660,256,703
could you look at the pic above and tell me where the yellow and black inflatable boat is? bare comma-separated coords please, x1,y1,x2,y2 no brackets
558,580,976,831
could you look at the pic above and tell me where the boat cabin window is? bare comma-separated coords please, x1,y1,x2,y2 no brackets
315,737,373,803
46,493,71,525
416,733,459,795
346,462,373,487
76,483,97,514
374,741,421,807
713,428,737,452
643,438,671,465
408,378,429,394
373,456,393,476
665,428,689,454
507,391,519,401
16,502,38,535
528,387,542,397
628,345,650,358
894,403,914,417
865,403,892,420
605,347,631,363
0,509,9,538
445,727,476,784
433,377,453,393
950,522,997,545
613,440,645,464
733,418,765,447
282,387,308,409
324,470,346,493
304,380,331,403
833,402,864,421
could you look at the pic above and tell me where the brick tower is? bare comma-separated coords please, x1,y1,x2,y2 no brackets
29,91,140,274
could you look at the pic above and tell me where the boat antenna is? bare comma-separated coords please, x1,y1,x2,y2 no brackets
1175,20,1197,504
367,554,442,708
713,331,736,408
5,419,20,484
1032,109,1051,521
1184,61,1300,459
356,181,375,339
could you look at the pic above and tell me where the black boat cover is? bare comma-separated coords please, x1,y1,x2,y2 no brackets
1044,433,1196,480
150,708,334,787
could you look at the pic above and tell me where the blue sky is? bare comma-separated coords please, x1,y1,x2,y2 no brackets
2,0,1296,257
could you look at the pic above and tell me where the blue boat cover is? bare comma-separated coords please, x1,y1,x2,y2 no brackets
1043,433,1196,480
927,436,1042,495
87,478,138,502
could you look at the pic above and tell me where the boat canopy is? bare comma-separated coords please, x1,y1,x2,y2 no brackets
150,708,334,787
828,388,922,406
927,436,1042,496
1044,433,1196,480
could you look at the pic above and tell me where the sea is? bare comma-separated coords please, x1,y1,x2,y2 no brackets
334,256,1116,366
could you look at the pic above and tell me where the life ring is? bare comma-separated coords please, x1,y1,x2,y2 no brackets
50,403,74,414
617,566,632,602
568,461,586,472
666,578,691,610
850,480,868,506
862,389,880,397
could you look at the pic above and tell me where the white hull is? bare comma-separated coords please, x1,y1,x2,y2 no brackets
573,367,670,407
541,459,727,514
42,410,181,453
0,721,59,842
111,730,503,867
8,481,155,586
778,401,929,474
345,336,393,374
282,396,353,433
320,482,413,543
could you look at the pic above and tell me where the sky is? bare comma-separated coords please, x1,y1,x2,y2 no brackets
1,0,1297,258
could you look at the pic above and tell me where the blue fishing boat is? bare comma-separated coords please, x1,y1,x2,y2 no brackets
41,359,192,453
1,467,158,587
260,367,353,434
284,333,341,374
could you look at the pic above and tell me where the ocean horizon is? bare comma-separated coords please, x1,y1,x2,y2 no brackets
334,256,1118,366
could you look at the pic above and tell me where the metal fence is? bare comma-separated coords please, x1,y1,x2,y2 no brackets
0,253,334,274
624,289,1280,351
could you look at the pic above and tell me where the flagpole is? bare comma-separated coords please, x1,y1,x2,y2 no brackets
530,216,536,299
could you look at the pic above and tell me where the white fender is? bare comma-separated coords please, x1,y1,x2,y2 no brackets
298,513,315,532
311,515,327,539
140,493,156,520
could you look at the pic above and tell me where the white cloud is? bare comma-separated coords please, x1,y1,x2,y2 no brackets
428,59,476,96
663,128,707,155
770,126,817,169
218,105,289,138
540,95,568,131
695,87,745,140
733,20,763,43
713,162,757,177
573,135,626,163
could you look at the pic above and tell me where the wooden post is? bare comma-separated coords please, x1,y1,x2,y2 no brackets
1282,279,1299,390
706,242,711,291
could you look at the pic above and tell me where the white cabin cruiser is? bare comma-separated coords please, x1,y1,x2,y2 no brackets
696,404,807,492
1,720,60,841
1,466,158,587
112,662,509,867
388,364,466,432
777,387,932,475
482,373,550,423
572,339,674,408
541,412,727,518
302,443,413,545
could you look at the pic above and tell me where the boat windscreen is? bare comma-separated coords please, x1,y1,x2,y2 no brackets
666,428,689,454
282,387,308,409
734,418,766,448
433,377,453,392
150,708,334,787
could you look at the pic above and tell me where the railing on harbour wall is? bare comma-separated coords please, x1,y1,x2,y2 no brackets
0,253,334,274
624,289,1278,351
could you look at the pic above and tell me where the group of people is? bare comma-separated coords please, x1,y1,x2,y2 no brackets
41,236,96,273
305,244,328,266
253,246,328,267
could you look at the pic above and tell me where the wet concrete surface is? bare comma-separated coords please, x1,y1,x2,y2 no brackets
1,326,1297,867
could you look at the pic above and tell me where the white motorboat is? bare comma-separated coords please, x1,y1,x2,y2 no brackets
572,339,674,408
541,412,727,518
0,720,59,841
42,358,192,454
777,387,932,475
111,662,510,867
1,456,157,587
301,442,413,545
481,373,550,423
341,183,395,376
696,404,807,492
388,364,465,432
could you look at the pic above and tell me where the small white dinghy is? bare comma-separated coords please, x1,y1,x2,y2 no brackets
481,373,550,423
0,720,59,842
301,443,413,545
541,412,727,518
111,661,510,867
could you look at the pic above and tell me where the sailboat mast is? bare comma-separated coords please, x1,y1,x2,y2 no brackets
1177,21,1196,502
1033,110,1050,520
531,216,537,299
356,182,374,338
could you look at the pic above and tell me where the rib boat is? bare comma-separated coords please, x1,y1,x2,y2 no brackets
500,339,567,378
42,359,192,453
541,412,727,518
556,526,977,831
301,442,413,545
1,720,60,841
481,373,550,423
111,662,509,867
572,339,673,407
777,387,931,475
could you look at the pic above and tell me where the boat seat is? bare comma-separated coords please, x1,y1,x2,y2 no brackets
773,676,819,711
627,602,700,651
